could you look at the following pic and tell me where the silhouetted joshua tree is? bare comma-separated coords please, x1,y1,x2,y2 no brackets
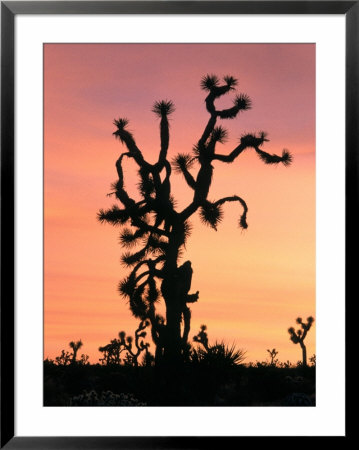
288,316,314,367
52,340,88,366
98,74,292,366
98,338,124,365
99,320,150,367
267,348,279,366
193,324,210,351
54,349,72,366
118,320,150,366
69,339,83,364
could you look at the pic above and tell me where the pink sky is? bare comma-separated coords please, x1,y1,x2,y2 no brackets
44,44,315,364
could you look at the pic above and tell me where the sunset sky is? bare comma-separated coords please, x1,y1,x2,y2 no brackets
44,44,315,364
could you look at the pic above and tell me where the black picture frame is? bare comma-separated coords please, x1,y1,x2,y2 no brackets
1,1,355,447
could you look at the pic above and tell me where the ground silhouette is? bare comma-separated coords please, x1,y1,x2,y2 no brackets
44,327,315,407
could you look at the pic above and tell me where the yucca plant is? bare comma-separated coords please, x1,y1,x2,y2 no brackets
288,316,314,367
99,74,292,367
198,342,246,368
192,325,246,367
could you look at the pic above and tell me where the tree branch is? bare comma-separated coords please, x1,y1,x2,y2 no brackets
215,195,248,229
113,118,150,168
198,115,217,146
179,201,200,221
172,154,197,190
212,143,247,162
213,132,292,167
181,167,197,190
115,153,138,207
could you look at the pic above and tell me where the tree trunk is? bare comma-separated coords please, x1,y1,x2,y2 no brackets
300,342,307,367
161,237,184,367
154,345,163,366
163,294,182,366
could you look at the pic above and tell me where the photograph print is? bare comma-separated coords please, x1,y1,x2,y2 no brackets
44,43,315,407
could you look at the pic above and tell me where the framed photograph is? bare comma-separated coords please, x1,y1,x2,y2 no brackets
1,1,355,446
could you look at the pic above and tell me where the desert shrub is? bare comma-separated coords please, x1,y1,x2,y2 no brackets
70,390,147,406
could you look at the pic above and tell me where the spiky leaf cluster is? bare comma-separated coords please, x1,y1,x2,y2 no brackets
152,100,175,117
119,267,161,320
69,340,83,351
121,248,148,267
97,206,130,225
113,117,129,130
112,118,130,142
193,326,246,367
234,93,252,111
200,74,220,91
211,126,228,143
118,276,136,298
199,202,223,230
256,148,293,166
240,132,266,148
288,327,300,343
196,341,246,367
288,316,314,345
147,235,168,255
223,75,238,89
119,228,147,248
172,153,195,173
297,316,315,331
181,221,193,246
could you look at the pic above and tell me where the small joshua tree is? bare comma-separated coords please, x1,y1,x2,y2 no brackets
69,339,83,364
118,320,150,367
309,354,316,367
54,349,72,366
193,324,210,351
98,338,124,365
53,340,88,366
98,74,292,366
99,320,150,367
79,353,89,365
288,316,314,367
267,348,279,366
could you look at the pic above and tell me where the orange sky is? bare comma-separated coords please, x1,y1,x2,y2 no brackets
44,44,315,364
